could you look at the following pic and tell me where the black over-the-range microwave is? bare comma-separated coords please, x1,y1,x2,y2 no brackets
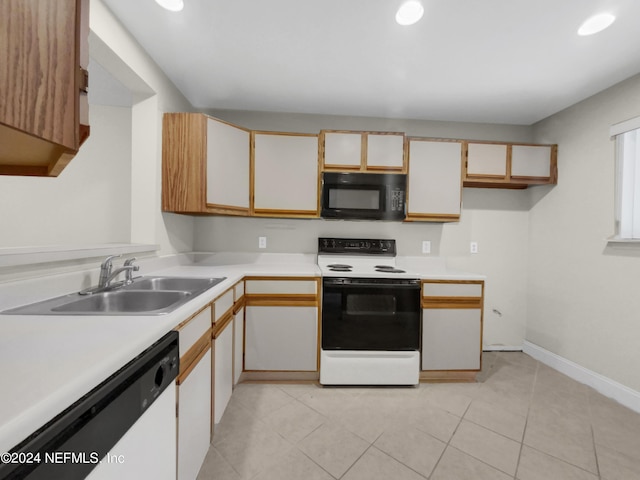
320,172,407,221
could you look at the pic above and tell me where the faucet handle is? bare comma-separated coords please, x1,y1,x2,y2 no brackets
124,257,139,269
102,254,122,270
124,257,140,284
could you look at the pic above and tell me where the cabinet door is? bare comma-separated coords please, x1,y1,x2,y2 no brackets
0,0,90,176
323,132,362,169
511,145,552,179
366,133,405,170
252,133,319,215
178,349,211,480
206,118,250,210
466,143,507,178
245,306,317,371
407,139,462,221
234,307,244,385
422,308,482,370
214,322,233,424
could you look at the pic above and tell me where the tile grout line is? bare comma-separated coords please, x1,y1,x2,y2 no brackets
586,389,603,480
513,357,539,480
425,394,473,479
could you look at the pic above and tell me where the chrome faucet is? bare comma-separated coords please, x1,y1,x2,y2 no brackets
81,255,141,294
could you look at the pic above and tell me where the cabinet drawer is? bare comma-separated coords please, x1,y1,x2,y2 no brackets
422,282,483,298
214,289,234,323
176,306,211,355
245,279,317,295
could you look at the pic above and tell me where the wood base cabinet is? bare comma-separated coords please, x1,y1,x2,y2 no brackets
420,280,484,382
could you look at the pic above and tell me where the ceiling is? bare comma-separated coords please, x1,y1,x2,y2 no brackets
101,0,640,125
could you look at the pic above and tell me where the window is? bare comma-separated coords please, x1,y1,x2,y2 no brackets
612,117,640,239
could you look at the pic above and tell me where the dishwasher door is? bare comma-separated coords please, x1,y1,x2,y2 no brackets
0,331,179,480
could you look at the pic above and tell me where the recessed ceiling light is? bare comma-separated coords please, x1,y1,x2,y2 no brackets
396,1,424,26
578,12,615,36
155,0,184,12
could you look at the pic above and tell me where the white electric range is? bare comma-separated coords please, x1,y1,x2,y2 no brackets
317,238,421,386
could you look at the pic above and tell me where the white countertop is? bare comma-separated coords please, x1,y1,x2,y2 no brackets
0,252,482,452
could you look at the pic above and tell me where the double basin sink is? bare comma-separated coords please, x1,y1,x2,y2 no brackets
3,276,226,316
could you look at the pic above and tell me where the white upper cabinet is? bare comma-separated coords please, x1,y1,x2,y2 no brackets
463,141,557,188
320,130,406,172
366,133,405,170
252,132,319,216
407,139,462,222
323,132,362,168
162,113,250,214
511,145,552,178
466,142,508,178
206,118,250,209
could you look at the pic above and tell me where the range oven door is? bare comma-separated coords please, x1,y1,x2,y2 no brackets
322,277,421,351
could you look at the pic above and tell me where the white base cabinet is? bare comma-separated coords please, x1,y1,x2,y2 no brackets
421,309,482,370
245,306,317,371
214,321,234,424
234,307,244,384
177,349,211,480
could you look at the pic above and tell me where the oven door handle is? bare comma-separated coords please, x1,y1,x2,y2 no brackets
323,279,420,289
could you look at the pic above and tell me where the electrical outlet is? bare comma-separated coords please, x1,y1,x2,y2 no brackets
470,241,478,254
422,240,431,254
258,236,267,249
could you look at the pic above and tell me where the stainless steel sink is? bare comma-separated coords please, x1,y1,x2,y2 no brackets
51,290,192,314
1,276,226,316
126,276,222,293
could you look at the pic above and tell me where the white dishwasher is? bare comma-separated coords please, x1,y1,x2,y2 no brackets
0,331,179,480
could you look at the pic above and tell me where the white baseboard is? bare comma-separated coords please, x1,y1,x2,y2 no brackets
483,345,523,352
523,341,640,414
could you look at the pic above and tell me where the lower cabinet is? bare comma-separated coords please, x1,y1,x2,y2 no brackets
213,317,234,424
233,306,244,385
420,280,484,382
422,308,482,370
245,306,318,371
175,305,213,480
177,348,212,480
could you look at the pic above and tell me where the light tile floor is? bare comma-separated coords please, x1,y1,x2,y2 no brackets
196,352,640,480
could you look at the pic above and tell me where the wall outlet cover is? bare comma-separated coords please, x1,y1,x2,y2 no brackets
258,236,267,249
470,241,478,254
422,240,431,254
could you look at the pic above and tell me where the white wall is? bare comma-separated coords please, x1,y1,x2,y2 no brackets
0,0,196,268
90,0,195,255
195,111,533,348
529,73,640,391
0,104,132,247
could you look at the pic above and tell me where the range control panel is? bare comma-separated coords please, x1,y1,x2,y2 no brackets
318,238,396,256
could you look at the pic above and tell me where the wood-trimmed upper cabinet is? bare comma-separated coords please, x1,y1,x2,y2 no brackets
162,113,250,215
406,138,463,222
320,130,406,172
463,141,557,188
251,131,319,217
0,0,90,177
